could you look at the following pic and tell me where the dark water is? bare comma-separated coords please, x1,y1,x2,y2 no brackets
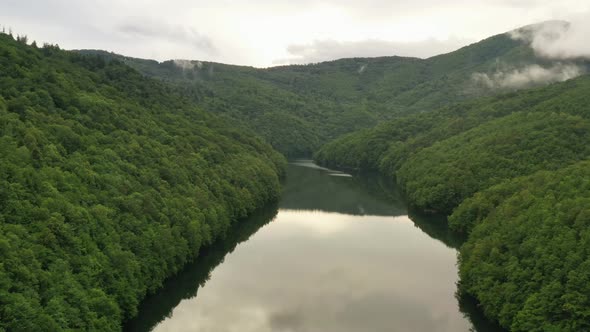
125,161,503,332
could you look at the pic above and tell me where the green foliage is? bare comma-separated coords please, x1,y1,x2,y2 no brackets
397,111,590,214
316,74,590,174
0,32,285,331
83,31,579,157
316,74,590,212
458,162,590,331
314,114,439,171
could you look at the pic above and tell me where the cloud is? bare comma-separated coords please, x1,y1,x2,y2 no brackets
172,59,201,70
117,18,217,55
274,37,470,64
510,17,590,59
472,63,583,89
2,0,590,66
268,307,305,331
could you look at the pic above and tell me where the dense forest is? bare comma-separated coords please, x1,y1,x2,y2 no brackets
0,32,285,331
315,71,590,329
457,161,590,331
83,24,588,157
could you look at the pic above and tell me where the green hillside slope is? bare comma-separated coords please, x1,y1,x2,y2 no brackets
396,111,590,214
316,74,590,171
457,162,590,331
0,32,285,331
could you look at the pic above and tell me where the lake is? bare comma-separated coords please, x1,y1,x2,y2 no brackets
125,160,502,332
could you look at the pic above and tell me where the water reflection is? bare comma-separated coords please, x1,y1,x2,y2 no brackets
408,209,466,250
125,161,504,332
280,161,405,216
125,205,279,332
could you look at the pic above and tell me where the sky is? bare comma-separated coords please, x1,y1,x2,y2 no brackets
0,0,588,67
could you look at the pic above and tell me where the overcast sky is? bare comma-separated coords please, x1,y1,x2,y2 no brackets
1,0,588,67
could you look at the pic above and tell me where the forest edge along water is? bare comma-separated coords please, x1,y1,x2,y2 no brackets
125,161,504,332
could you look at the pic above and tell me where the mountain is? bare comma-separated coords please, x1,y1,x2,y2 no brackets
82,22,588,157
0,32,285,331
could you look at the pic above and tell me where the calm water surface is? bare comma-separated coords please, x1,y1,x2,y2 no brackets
126,161,502,332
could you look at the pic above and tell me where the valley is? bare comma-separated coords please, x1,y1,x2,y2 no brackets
0,15,589,331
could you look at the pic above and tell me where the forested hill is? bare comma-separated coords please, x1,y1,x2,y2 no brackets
82,22,589,157
315,74,590,212
0,32,285,331
315,68,590,329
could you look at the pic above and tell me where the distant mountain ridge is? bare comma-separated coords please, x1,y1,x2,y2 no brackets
81,22,589,156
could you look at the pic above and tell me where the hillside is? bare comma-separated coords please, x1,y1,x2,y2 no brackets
0,32,285,331
83,23,587,157
315,72,590,215
457,161,590,331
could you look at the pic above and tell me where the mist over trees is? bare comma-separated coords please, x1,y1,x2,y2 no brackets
85,29,589,157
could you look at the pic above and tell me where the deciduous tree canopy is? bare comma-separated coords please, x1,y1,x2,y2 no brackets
0,32,285,331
